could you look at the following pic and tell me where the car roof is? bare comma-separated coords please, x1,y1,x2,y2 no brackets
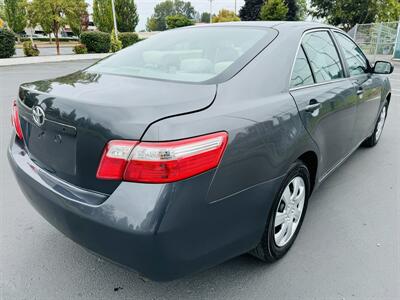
193,21,346,42
196,21,337,32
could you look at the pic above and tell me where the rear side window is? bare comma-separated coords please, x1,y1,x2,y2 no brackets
334,32,368,76
290,47,314,88
302,31,344,83
88,27,274,83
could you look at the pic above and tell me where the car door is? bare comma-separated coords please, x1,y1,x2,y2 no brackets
289,30,358,177
332,31,383,144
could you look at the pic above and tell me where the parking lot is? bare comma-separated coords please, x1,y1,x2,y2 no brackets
0,60,399,300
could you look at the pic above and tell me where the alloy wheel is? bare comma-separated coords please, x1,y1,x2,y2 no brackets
274,176,306,247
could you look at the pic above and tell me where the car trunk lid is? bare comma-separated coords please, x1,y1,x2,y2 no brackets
17,71,217,194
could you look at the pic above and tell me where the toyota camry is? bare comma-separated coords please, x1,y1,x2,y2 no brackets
8,22,393,281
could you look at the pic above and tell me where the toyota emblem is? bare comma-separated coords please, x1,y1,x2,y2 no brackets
32,106,45,127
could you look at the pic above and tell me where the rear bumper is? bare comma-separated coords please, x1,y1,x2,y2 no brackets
8,137,283,281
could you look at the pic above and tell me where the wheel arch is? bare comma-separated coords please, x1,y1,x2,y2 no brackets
297,151,318,193
386,92,391,105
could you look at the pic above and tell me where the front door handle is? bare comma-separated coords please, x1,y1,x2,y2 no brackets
305,99,321,113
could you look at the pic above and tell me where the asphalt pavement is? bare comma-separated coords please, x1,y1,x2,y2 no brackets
0,60,399,300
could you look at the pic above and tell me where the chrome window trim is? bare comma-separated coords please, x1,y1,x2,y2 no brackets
288,28,347,91
289,78,348,92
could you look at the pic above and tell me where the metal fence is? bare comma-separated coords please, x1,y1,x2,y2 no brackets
348,21,400,61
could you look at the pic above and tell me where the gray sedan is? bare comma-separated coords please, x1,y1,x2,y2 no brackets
8,21,393,281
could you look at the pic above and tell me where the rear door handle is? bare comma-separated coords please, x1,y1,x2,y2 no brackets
305,99,321,113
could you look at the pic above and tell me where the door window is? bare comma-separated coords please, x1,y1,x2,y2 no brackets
290,47,314,88
302,31,344,83
334,32,368,76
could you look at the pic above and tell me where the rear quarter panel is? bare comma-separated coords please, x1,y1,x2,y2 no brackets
139,27,320,270
142,29,319,203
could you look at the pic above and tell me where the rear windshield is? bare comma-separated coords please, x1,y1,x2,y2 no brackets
88,27,273,83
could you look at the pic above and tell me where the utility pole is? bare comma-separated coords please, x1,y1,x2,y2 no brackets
111,0,118,38
209,0,213,23
393,19,400,59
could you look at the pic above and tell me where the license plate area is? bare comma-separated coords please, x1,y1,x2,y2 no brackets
21,117,78,176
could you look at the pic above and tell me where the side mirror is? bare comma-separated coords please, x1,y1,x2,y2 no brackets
373,61,394,74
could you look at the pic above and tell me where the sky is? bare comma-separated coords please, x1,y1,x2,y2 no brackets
86,0,246,31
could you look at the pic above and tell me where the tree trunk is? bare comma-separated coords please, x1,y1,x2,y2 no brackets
53,22,60,55
49,33,52,44
55,32,60,55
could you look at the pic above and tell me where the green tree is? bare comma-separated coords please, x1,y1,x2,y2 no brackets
146,0,196,31
310,0,379,30
212,9,240,23
284,0,296,20
94,0,139,33
26,3,53,42
296,0,307,20
260,0,289,21
176,0,196,18
239,0,264,21
146,17,158,32
93,0,113,32
0,1,6,29
377,0,400,22
28,0,86,55
69,7,89,36
166,14,194,28
284,0,301,20
40,19,53,41
115,0,139,32
200,12,210,23
4,0,27,34
151,0,175,30
0,0,5,20
0,28,15,58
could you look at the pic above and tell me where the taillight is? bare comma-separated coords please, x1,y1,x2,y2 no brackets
96,132,228,183
11,100,23,140
96,140,138,180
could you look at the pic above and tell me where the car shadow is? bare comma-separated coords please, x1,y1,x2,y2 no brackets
40,224,282,298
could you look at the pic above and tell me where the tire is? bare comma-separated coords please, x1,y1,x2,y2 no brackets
362,101,388,147
250,160,310,262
